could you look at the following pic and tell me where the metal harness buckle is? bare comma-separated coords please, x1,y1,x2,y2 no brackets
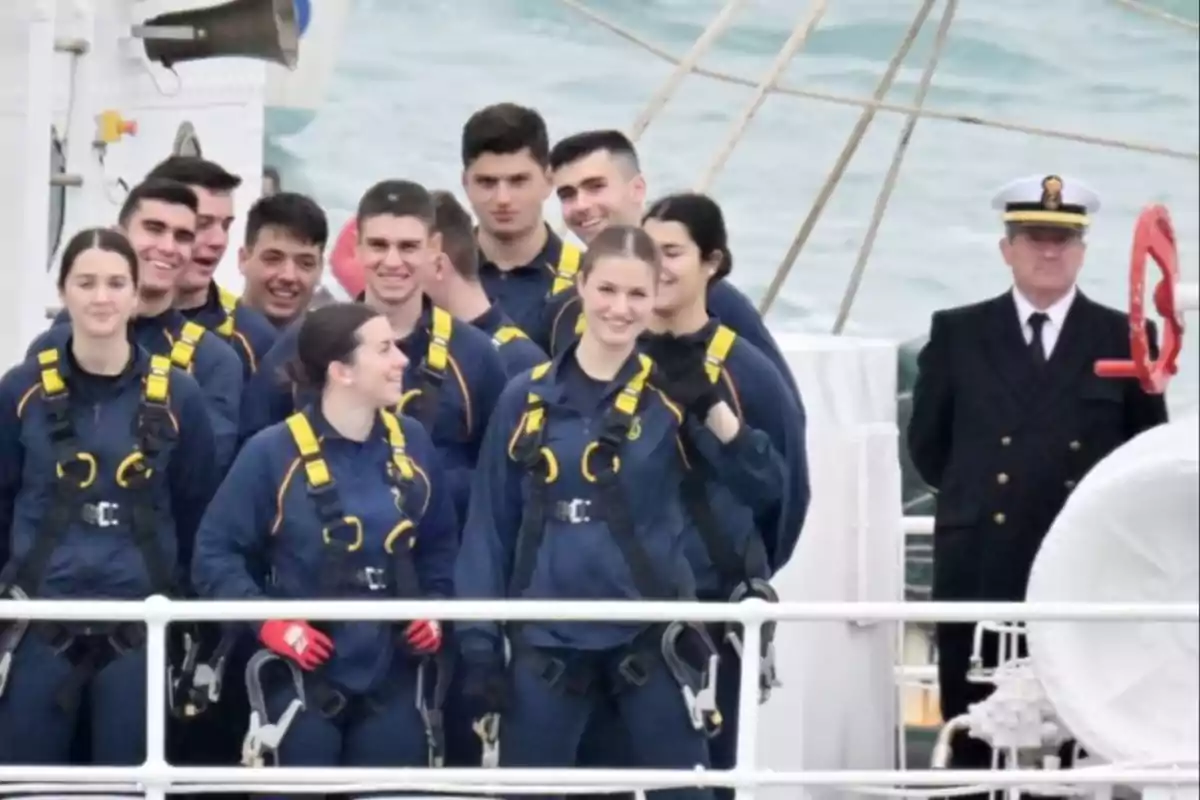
724,578,783,704
660,621,722,738
241,649,307,767
0,587,31,699
473,712,501,768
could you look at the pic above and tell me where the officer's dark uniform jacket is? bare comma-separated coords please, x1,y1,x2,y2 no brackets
454,345,781,657
191,405,458,694
178,282,278,381
241,303,508,523
908,290,1169,602
477,226,583,354
545,278,803,406
470,305,548,378
649,322,810,599
36,310,243,472
0,343,218,599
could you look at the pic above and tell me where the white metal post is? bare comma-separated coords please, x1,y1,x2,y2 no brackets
733,613,764,800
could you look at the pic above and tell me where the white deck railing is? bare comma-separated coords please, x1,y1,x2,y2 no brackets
0,594,1195,800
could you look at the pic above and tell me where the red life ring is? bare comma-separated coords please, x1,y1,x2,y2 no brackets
1094,204,1184,395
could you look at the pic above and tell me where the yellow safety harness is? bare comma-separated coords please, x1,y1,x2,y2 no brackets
0,349,178,608
214,286,239,338
400,307,453,430
506,354,668,597
284,410,421,593
168,320,208,372
548,242,583,297
492,325,529,349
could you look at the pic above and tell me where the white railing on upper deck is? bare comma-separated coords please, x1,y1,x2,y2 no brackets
0,595,1195,800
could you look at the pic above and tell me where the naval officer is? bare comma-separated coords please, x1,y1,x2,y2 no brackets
907,174,1169,771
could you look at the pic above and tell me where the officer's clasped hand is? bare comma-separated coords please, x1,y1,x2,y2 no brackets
404,619,442,653
645,335,720,419
259,620,333,671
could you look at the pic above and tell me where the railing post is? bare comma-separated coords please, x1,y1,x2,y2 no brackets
734,602,765,800
143,594,171,800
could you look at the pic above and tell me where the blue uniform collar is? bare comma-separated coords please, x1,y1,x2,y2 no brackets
50,336,151,392
470,304,507,336
478,224,565,276
300,402,390,446
133,307,187,337
639,318,720,350
530,340,649,407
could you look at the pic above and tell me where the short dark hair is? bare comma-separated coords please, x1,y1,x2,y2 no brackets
146,156,242,192
430,191,479,281
579,225,660,281
117,179,198,227
549,129,640,174
356,180,435,230
461,103,550,168
57,227,139,290
245,192,329,249
287,303,382,391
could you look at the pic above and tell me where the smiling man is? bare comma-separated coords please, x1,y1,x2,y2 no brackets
32,179,243,470
146,156,278,379
237,191,330,329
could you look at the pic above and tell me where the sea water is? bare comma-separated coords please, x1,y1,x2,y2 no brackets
267,0,1199,402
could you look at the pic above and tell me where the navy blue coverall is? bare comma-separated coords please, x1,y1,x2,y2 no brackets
191,406,459,767
178,282,279,382
470,305,548,379
240,304,508,523
644,322,810,791
477,225,583,354
36,310,243,472
0,342,218,765
455,346,782,800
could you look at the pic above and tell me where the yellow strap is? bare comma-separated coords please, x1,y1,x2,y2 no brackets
216,286,239,338
285,412,332,488
704,325,737,383
379,410,416,481
492,325,527,347
614,354,652,418
144,355,172,404
36,349,66,396
170,321,206,371
426,307,453,376
550,242,582,296
574,315,586,335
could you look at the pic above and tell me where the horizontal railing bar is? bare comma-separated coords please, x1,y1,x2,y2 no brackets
0,766,1195,788
0,597,1195,624
903,515,934,534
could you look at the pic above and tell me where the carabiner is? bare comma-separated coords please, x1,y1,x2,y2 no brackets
726,579,783,703
661,621,722,737
241,649,307,767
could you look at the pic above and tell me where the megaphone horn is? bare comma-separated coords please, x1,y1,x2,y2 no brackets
132,0,299,70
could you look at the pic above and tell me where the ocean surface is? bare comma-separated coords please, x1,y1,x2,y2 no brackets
266,0,1200,403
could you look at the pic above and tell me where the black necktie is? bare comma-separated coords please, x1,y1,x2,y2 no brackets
1028,312,1049,366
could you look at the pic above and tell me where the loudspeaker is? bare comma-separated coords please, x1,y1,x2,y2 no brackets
1025,413,1199,765
134,0,299,69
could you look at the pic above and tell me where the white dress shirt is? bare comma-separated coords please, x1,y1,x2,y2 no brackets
1012,286,1077,358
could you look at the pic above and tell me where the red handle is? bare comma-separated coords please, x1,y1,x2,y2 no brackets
1093,204,1184,395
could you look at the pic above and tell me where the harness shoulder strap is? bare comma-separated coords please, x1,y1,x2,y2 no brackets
492,325,527,348
426,307,453,376
216,287,239,338
704,325,737,383
379,410,416,482
549,243,582,297
125,354,177,594
285,412,332,490
170,321,207,371
37,349,67,397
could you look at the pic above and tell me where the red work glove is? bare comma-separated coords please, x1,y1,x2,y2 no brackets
259,620,333,671
404,620,442,653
